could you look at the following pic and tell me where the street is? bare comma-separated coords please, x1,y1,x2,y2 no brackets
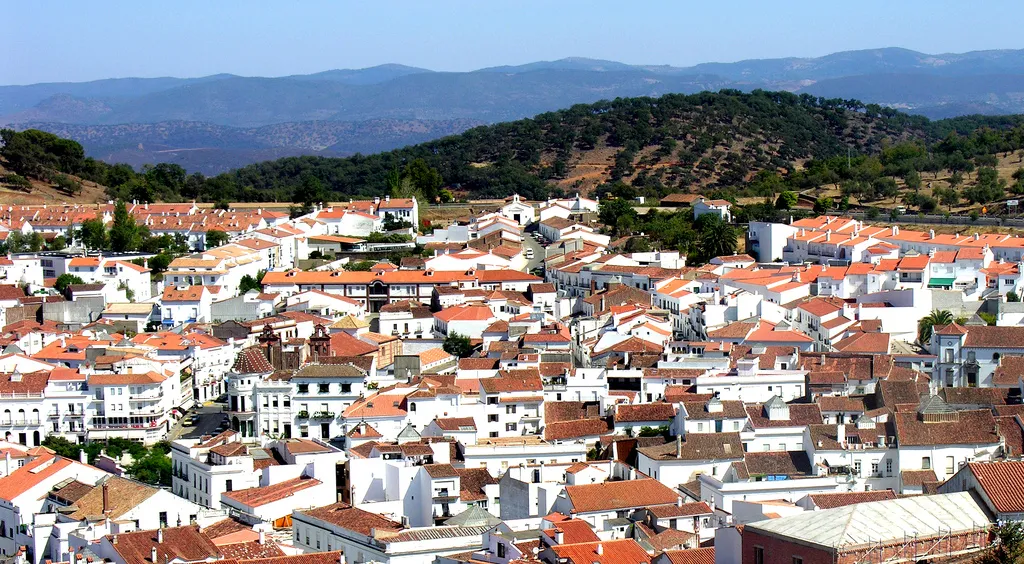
169,403,229,441
522,228,546,273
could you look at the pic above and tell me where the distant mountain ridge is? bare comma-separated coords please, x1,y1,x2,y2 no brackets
5,47,1024,174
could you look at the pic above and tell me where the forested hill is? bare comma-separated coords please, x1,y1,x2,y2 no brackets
211,90,948,202
4,90,1024,209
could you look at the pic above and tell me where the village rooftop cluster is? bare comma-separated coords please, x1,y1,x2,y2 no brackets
0,194,1023,563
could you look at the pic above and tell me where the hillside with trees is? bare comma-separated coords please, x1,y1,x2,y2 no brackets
4,90,1024,217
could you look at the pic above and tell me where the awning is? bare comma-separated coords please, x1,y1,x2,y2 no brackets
928,277,955,288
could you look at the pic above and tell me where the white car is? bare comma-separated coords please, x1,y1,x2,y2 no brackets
525,249,535,259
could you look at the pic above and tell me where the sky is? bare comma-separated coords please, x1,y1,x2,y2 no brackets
3,0,1022,85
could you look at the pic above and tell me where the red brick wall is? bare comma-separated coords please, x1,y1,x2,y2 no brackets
837,529,992,563
741,528,993,564
742,530,835,564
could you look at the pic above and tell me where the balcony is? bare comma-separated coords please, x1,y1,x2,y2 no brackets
1,419,41,427
296,410,309,419
311,411,335,419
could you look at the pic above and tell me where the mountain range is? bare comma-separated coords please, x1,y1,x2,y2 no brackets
5,47,1024,174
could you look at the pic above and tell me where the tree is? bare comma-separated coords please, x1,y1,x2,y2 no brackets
79,215,108,250
933,186,960,211
52,173,82,196
8,231,43,253
813,197,834,213
205,230,229,248
1009,291,1021,303
696,215,738,262
55,274,85,295
404,158,443,203
382,213,412,231
47,235,67,251
126,442,172,487
109,201,146,252
293,173,327,212
904,170,921,192
949,171,965,190
775,191,798,210
975,522,1024,564
238,271,265,294
443,332,475,358
918,309,954,345
42,436,82,459
598,199,637,234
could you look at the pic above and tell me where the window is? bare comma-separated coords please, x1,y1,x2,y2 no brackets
697,423,703,432
793,557,803,564
946,456,955,475
506,423,517,432
158,512,167,527
489,431,499,438
487,414,499,422
410,403,417,412
341,383,352,393
487,397,498,405
733,421,740,431
871,462,879,476
318,383,330,394
922,456,931,470
297,384,309,394
754,547,765,564
497,544,506,558
778,443,785,451
944,349,953,363
854,461,862,476
506,405,516,414
886,459,893,475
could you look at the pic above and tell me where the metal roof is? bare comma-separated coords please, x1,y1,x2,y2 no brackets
744,492,993,550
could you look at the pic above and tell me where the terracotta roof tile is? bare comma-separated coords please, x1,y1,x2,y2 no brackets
107,526,221,564
964,461,1024,513
807,490,898,509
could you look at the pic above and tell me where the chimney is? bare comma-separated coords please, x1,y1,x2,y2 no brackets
150,548,157,563
929,229,935,240
112,536,117,545
554,528,564,544
677,496,683,507
837,423,846,446
157,528,163,544
596,543,604,555
258,530,266,544
102,482,109,514
676,434,683,458
79,450,87,464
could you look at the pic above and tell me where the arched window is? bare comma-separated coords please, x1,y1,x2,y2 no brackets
993,352,1001,363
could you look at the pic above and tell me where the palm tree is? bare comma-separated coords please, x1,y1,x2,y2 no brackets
697,217,738,261
918,309,954,345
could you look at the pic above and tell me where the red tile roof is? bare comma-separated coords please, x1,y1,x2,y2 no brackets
564,478,680,513
660,548,715,564
108,526,221,564
965,461,1024,513
543,519,600,544
222,476,321,508
0,454,75,500
550,539,651,564
807,490,897,509
297,502,402,535
614,403,676,423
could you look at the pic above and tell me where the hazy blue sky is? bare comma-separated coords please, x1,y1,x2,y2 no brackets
4,0,1021,84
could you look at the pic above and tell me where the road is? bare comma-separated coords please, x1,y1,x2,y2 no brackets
522,233,546,272
171,404,229,440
